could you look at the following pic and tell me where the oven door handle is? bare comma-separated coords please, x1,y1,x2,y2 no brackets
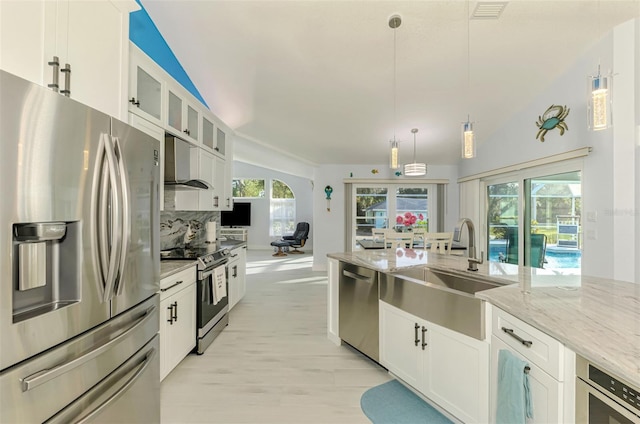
198,261,228,280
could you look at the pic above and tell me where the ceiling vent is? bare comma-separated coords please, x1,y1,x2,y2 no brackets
471,2,508,19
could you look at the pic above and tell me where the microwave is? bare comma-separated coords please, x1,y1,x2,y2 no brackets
576,355,640,423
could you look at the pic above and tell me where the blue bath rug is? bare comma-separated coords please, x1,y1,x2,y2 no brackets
360,379,454,424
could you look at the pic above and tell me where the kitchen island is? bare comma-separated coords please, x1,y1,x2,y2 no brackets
328,248,640,421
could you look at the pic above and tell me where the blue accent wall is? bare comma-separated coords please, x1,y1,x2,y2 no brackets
130,0,209,108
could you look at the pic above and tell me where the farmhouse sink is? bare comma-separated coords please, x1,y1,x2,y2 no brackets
425,269,502,295
380,268,506,340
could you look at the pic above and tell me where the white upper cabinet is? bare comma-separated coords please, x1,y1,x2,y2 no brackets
127,43,234,212
129,44,164,126
0,0,136,119
166,82,200,145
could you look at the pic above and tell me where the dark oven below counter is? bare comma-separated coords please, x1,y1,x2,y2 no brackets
195,261,229,354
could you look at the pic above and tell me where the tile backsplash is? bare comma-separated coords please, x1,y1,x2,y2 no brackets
160,211,220,250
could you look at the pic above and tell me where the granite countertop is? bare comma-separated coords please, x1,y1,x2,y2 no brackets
160,260,197,279
328,248,640,387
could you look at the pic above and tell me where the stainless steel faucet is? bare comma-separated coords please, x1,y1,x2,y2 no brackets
453,218,484,271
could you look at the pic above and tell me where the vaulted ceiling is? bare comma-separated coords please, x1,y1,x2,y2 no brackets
142,0,640,166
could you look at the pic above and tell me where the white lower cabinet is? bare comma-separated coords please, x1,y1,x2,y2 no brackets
227,246,247,310
489,305,575,423
160,266,196,381
379,300,489,423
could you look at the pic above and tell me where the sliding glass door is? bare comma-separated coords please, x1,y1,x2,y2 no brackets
355,187,389,237
484,164,582,272
351,183,435,250
487,181,519,265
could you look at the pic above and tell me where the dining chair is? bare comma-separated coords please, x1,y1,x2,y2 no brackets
411,228,427,247
424,232,453,254
384,231,414,249
371,228,387,243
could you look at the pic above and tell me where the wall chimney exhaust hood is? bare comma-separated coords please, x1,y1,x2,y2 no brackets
164,135,211,190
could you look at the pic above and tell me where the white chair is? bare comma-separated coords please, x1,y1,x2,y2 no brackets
371,228,387,243
424,232,453,254
411,228,427,247
384,231,414,249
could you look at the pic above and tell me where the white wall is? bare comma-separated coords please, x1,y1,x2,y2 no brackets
458,19,639,281
232,161,314,250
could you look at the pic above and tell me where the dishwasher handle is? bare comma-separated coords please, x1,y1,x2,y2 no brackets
342,269,375,283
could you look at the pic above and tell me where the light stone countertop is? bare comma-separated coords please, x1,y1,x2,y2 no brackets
328,248,640,387
160,260,197,280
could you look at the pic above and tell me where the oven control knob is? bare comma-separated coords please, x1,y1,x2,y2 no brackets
222,249,230,256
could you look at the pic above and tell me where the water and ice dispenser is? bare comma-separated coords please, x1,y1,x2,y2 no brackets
12,222,80,323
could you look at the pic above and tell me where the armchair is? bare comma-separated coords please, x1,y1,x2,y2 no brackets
270,222,310,256
283,222,310,254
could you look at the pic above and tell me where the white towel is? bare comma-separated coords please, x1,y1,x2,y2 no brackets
212,265,227,305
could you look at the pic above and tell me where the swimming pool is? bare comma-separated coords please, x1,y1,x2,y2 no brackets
488,240,581,269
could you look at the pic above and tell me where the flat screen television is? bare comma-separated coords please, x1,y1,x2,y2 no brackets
221,202,251,227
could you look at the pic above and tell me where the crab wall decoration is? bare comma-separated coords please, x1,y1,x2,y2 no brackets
535,104,570,142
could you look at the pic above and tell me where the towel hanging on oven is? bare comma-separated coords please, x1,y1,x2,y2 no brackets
212,265,227,305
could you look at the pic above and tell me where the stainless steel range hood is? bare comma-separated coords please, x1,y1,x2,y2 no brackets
164,135,211,190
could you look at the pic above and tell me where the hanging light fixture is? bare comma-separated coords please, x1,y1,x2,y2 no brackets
404,128,427,176
587,0,613,132
588,64,613,131
388,14,401,169
461,0,476,159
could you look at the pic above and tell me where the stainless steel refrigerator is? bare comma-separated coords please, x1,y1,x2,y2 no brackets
0,70,161,423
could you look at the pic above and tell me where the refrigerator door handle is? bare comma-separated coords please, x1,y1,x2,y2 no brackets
21,305,156,392
113,137,130,296
101,135,123,302
45,347,157,424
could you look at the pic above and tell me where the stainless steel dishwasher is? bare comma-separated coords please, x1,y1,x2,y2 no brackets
338,262,379,362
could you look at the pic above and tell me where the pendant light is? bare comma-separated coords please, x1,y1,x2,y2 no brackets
587,1,613,131
588,67,613,131
461,0,476,158
404,128,427,176
389,15,401,169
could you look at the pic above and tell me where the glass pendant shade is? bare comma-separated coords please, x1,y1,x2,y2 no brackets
390,140,399,169
462,121,476,159
404,162,427,176
588,73,612,131
404,128,426,176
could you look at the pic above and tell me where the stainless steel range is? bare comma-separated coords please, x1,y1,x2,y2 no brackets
162,246,231,354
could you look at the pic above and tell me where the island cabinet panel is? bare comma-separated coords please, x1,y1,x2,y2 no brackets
489,305,575,424
379,300,489,423
327,258,340,345
491,335,563,424
379,300,423,389
422,322,489,424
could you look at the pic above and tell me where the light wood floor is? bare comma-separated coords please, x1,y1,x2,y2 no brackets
161,250,391,423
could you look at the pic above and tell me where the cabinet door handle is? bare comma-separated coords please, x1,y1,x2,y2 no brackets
47,56,60,92
160,280,183,292
414,323,420,346
129,97,140,107
172,301,178,322
502,327,533,347
232,265,238,278
183,129,190,136
60,64,71,97
421,326,428,350
167,304,174,325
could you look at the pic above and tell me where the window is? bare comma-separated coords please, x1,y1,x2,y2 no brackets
350,183,437,250
270,179,295,236
232,178,265,198
484,164,582,272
